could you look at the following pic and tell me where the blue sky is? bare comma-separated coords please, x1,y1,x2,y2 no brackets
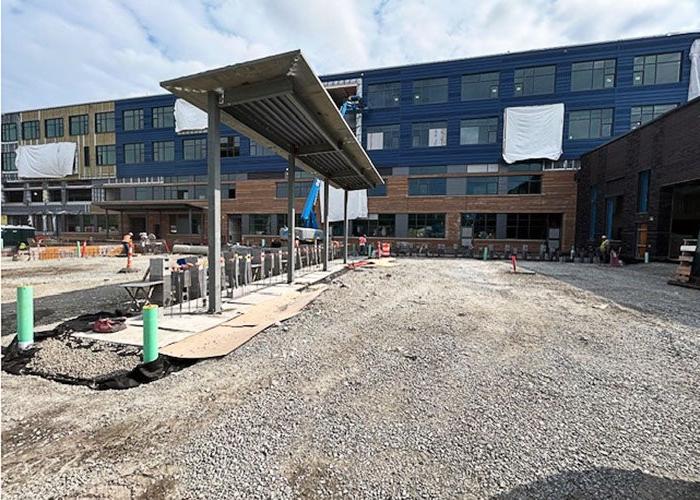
2,0,700,111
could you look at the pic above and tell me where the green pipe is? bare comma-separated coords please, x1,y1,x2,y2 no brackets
76,241,81,257
482,247,488,261
142,304,158,363
17,286,34,349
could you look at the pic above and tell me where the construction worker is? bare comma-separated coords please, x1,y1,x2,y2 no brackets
122,232,133,256
599,235,610,263
359,234,367,256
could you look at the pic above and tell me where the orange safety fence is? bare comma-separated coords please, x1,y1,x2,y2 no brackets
29,244,123,260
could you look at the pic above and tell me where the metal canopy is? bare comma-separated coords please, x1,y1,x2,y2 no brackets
161,50,383,191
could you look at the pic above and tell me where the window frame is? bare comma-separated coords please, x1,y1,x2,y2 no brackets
122,109,144,131
152,105,175,129
513,65,556,96
69,114,89,136
633,52,681,86
44,118,64,138
570,59,616,91
220,136,240,158
2,122,18,142
567,108,614,140
412,77,448,105
408,177,447,196
366,82,401,109
459,117,498,145
407,213,446,239
411,121,448,148
630,103,677,129
183,138,207,161
95,111,115,133
638,170,651,213
96,145,116,166
22,120,40,140
466,176,499,195
153,140,175,162
461,72,499,100
123,143,145,164
506,175,542,195
365,124,400,150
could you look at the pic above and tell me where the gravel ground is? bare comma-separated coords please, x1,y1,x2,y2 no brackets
2,259,698,499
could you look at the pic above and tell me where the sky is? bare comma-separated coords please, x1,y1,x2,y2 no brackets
2,0,699,111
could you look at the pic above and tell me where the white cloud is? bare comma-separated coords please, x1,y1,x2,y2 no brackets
2,0,699,110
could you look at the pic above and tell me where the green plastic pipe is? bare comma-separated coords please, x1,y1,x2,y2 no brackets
76,241,81,257
482,247,488,261
17,286,34,349
142,304,158,363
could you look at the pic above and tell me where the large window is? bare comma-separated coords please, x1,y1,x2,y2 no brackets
506,213,549,239
460,118,498,145
630,104,677,129
462,213,497,239
466,176,498,195
152,106,174,128
366,125,400,150
568,109,613,140
221,136,240,157
183,138,207,160
408,177,446,196
366,82,400,108
408,213,445,238
353,214,396,237
507,175,541,194
123,109,144,131
633,52,681,86
22,120,40,140
250,139,275,156
461,72,499,100
45,118,64,138
367,183,387,196
412,121,447,148
413,78,448,105
514,65,556,96
2,152,16,171
124,143,144,164
153,141,175,162
95,111,115,133
638,170,650,213
250,214,274,234
69,114,88,135
571,59,616,91
276,181,313,198
96,145,116,165
2,123,18,142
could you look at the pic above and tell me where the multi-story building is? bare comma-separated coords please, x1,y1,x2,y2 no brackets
2,32,698,250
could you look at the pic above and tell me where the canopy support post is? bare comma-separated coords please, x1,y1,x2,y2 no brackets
323,179,329,271
207,90,222,314
343,190,348,264
287,153,296,283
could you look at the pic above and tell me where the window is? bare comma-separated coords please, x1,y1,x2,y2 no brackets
48,190,62,202
413,78,448,104
135,187,154,200
45,118,64,138
506,213,549,239
630,104,677,129
366,82,401,108
412,121,447,147
250,214,273,234
276,181,313,198
514,65,556,96
467,164,499,174
408,213,445,238
571,59,616,91
568,109,613,140
638,170,650,213
466,176,498,195
507,175,541,194
408,177,446,196
220,136,240,157
353,214,396,237
96,145,116,165
461,72,499,100
95,112,115,133
226,186,236,199
460,118,498,145
153,141,175,162
5,190,23,202
508,161,543,172
2,123,18,142
366,125,400,150
83,146,90,167
124,143,145,164
183,138,207,160
367,183,387,196
250,139,275,156
152,106,174,128
69,114,88,135
409,165,447,175
123,109,144,131
66,189,92,202
22,120,40,140
2,152,16,171
633,52,681,86
30,189,43,202
462,213,497,239
589,186,598,239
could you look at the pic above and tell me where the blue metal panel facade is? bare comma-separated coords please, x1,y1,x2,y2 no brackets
114,33,698,177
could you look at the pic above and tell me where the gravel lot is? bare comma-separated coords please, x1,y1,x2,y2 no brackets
2,259,698,498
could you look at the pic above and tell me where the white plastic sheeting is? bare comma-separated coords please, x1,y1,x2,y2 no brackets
688,39,700,101
502,103,564,164
174,98,208,133
15,142,76,178
319,182,368,223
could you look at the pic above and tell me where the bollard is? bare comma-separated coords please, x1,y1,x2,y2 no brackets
142,304,158,363
644,251,650,264
17,286,34,349
76,241,81,257
482,247,488,261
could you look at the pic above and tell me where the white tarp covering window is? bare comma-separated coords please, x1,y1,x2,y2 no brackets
15,142,76,178
688,39,700,101
174,98,208,133
428,128,447,147
366,132,384,150
319,183,368,222
502,103,564,164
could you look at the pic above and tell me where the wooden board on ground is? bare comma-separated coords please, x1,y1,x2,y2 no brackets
160,285,327,359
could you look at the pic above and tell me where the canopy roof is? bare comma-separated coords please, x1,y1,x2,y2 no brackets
161,51,383,191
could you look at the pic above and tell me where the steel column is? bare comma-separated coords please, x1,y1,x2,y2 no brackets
343,190,348,264
323,179,329,271
287,153,296,283
207,91,222,313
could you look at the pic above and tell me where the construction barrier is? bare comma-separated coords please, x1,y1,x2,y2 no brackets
27,244,123,260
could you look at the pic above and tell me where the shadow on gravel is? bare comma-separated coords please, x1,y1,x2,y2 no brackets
494,467,700,500
1,284,130,336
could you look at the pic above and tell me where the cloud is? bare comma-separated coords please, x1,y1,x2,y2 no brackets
2,0,699,111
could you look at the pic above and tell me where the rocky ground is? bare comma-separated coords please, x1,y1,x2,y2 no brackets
1,259,698,499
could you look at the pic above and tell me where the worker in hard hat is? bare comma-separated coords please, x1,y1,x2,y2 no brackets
599,235,610,263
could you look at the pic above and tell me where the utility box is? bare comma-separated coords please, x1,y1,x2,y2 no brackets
149,257,171,306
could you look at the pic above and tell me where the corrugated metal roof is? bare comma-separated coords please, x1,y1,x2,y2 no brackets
160,51,383,191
